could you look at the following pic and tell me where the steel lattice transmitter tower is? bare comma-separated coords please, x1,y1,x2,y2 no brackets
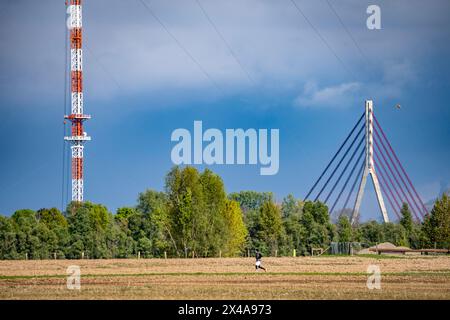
352,100,388,224
64,0,91,202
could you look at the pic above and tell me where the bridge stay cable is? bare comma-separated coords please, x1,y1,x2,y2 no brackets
344,161,365,216
304,112,364,200
374,152,402,212
314,124,365,201
374,115,428,217
376,168,401,220
374,125,423,218
324,136,365,203
330,148,365,214
374,161,402,219
373,129,422,220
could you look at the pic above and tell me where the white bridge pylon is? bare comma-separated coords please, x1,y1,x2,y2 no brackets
351,100,389,224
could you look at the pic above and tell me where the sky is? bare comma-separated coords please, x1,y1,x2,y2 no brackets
0,0,449,222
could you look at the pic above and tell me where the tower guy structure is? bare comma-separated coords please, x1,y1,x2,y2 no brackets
64,0,91,202
305,100,427,224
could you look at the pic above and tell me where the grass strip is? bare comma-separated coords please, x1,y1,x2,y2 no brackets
1,271,450,280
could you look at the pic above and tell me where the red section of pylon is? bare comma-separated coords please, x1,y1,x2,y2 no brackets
65,0,90,203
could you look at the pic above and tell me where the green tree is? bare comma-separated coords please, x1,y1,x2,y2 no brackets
337,215,353,242
222,200,248,256
422,193,450,248
381,223,408,246
0,216,18,259
357,221,383,245
165,166,207,257
66,202,112,259
11,209,38,258
228,191,273,213
281,195,305,254
399,203,413,234
136,190,172,256
256,200,284,255
300,201,335,253
37,208,68,229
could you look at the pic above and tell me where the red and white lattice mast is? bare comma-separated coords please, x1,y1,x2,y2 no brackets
64,0,91,202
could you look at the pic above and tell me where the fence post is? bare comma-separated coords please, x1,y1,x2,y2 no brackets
192,251,195,259
164,251,167,259
293,249,296,257
25,253,28,260
219,250,222,258
247,249,250,258
275,250,278,257
54,252,57,260
81,251,84,259
138,251,141,259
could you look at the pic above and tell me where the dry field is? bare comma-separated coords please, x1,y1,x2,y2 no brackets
0,256,449,299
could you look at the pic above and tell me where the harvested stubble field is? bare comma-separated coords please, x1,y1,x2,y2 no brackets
0,256,449,299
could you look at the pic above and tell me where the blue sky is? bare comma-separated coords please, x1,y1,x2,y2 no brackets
0,0,449,222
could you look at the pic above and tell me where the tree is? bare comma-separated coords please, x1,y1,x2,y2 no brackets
37,208,67,229
256,200,284,255
136,191,172,256
381,223,408,247
137,236,152,257
281,194,303,219
399,202,423,248
228,191,273,213
115,207,136,222
357,221,383,245
165,166,208,257
0,216,18,259
399,203,413,234
222,200,248,256
281,195,305,254
66,202,112,259
300,201,335,253
199,169,228,256
422,193,450,248
11,209,38,258
337,215,353,242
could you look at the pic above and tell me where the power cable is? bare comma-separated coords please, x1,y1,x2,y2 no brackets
138,0,222,93
289,0,357,80
194,0,254,85
324,0,370,65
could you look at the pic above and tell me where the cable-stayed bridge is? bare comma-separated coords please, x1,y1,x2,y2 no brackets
305,100,428,224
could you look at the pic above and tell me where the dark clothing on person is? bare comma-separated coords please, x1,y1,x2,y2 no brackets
255,251,266,271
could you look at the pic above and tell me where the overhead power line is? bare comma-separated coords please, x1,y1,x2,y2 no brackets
85,44,122,90
289,0,357,80
194,0,254,85
138,0,222,93
324,0,370,65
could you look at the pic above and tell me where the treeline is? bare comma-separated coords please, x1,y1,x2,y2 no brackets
0,166,449,259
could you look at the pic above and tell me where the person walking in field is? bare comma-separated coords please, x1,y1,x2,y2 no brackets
255,249,266,272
